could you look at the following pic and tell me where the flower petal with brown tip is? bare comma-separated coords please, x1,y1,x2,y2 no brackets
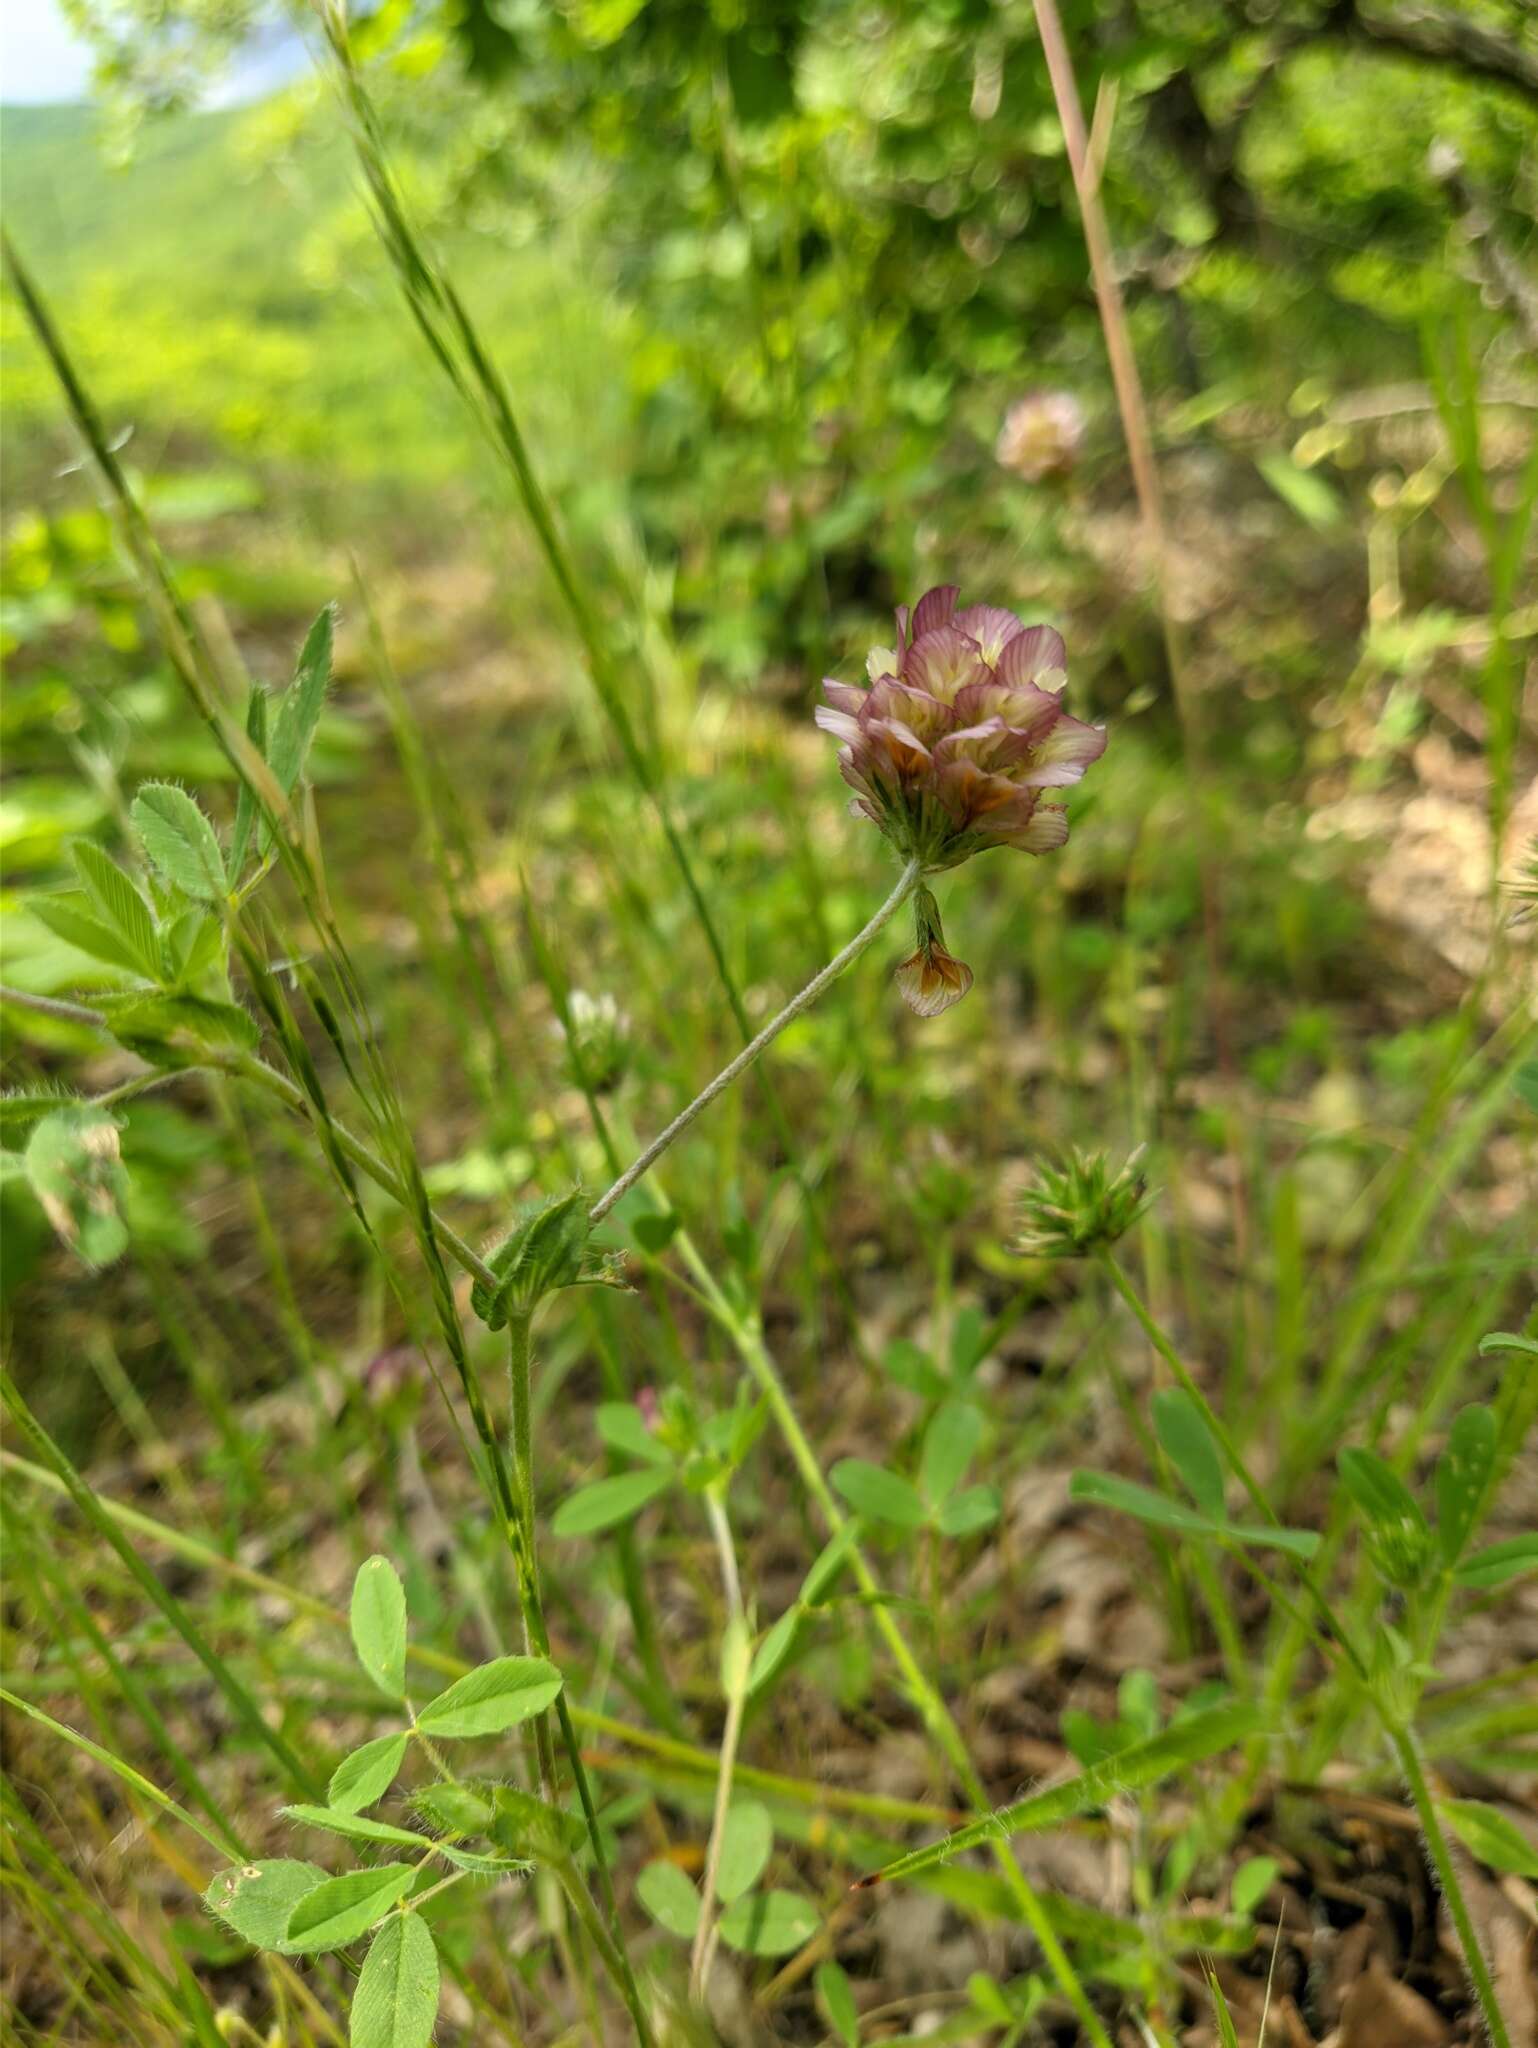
894,944,975,1016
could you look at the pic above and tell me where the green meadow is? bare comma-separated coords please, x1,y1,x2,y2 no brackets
1,7,1534,2044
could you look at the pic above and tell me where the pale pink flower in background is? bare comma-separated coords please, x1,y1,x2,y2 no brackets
996,389,1085,481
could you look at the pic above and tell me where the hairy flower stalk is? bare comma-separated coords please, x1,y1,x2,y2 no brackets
587,858,921,1224
817,585,1106,1013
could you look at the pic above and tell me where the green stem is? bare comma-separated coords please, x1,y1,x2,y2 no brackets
690,1487,749,1999
589,861,921,1223
506,1312,656,2048
1393,1723,1511,2048
680,1259,1111,2046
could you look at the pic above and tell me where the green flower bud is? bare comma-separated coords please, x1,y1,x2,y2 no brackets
1016,1147,1151,1259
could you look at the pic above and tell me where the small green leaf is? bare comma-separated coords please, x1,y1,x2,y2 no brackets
417,1655,562,1739
816,1960,861,2048
1256,450,1343,531
966,1972,1015,2024
69,840,160,977
1070,1471,1218,1537
552,1467,672,1537
636,1860,700,1938
715,1802,772,1904
594,1402,672,1467
1152,1390,1227,1522
717,1889,819,1957
25,1106,129,1267
31,895,147,975
412,1783,495,1837
328,1732,409,1815
1225,1522,1321,1559
937,1484,1000,1538
162,907,224,988
471,1188,623,1328
1438,1799,1538,1877
1477,1331,1538,1359
435,1843,530,1875
269,604,335,797
747,1609,801,1696
880,1339,946,1398
204,1860,325,1953
800,1524,858,1606
1210,1969,1241,2048
1337,1448,1426,1535
281,1804,433,1849
831,1459,927,1529
350,1911,440,2048
485,1784,586,1861
919,1400,982,1507
285,1864,417,1954
131,784,228,901
102,992,258,1065
0,1089,83,1142
1230,1855,1279,1915
1454,1534,1538,1588
350,1556,407,1699
1435,1406,1496,1565
434,1843,528,1875
632,1209,680,1254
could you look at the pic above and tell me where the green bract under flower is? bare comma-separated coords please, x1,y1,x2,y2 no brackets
471,1189,628,1328
817,585,1105,874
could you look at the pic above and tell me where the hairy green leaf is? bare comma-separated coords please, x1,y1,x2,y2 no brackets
281,1804,433,1849
31,894,147,975
831,1459,926,1530
25,1106,128,1267
1152,1390,1227,1522
285,1863,417,1954
552,1467,671,1537
417,1655,562,1738
593,1401,672,1467
131,784,228,901
715,1802,772,1904
816,1960,861,2048
328,1732,409,1815
350,1555,408,1699
70,840,161,977
717,1888,819,1957
636,1859,700,1938
204,1860,326,1953
1439,1799,1538,1877
350,1911,440,2048
1435,1406,1496,1565
1454,1534,1538,1589
919,1400,981,1507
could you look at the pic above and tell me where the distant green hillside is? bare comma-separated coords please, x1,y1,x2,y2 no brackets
2,103,312,296
1,100,630,495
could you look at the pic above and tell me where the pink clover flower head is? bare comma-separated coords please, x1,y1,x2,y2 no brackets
816,584,1105,874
